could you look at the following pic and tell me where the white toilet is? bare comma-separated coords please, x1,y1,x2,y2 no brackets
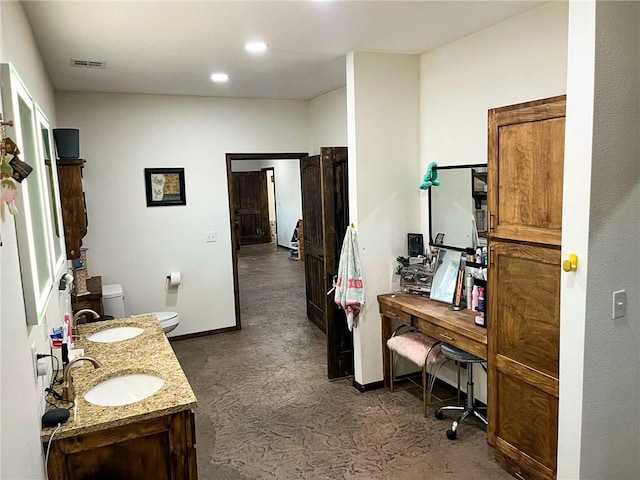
102,284,179,334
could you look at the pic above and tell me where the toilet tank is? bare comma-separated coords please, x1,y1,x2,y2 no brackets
102,284,125,319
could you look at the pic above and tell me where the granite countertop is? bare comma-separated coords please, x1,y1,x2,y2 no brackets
41,315,197,442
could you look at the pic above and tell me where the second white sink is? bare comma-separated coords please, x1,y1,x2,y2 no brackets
86,326,144,343
84,374,164,406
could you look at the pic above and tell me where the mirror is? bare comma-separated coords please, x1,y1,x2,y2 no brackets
428,164,487,252
429,248,463,304
1,63,59,325
36,106,66,276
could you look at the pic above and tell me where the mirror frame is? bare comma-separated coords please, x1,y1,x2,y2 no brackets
427,163,487,252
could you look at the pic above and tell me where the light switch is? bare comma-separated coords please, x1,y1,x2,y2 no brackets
205,231,217,243
612,290,626,319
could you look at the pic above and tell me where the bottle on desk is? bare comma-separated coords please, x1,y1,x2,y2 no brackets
465,274,474,309
471,285,479,311
475,287,486,328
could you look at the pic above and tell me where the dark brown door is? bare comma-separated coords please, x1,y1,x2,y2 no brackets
300,147,352,379
233,171,271,245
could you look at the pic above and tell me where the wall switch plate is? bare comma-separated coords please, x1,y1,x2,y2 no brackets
612,290,627,319
205,231,217,243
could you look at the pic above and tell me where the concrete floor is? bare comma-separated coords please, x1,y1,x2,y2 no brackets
171,243,511,479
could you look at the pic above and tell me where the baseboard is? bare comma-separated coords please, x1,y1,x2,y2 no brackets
352,379,385,392
168,325,239,341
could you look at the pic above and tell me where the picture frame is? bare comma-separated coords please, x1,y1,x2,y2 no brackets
144,167,186,207
474,208,487,233
429,248,462,304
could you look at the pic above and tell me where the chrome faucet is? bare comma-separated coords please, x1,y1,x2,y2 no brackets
62,356,102,402
72,309,100,335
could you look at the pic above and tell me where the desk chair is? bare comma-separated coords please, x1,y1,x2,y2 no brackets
387,327,448,416
434,343,488,439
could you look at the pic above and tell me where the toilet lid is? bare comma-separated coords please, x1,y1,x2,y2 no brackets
102,284,123,299
152,311,178,322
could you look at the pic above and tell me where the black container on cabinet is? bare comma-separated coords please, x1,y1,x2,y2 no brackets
53,128,80,159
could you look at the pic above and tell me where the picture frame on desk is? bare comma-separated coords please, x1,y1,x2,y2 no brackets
474,208,487,233
429,248,462,304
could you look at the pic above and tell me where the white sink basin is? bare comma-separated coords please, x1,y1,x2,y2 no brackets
86,326,144,343
84,374,164,406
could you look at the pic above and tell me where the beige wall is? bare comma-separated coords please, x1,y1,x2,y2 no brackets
0,2,62,479
347,51,421,384
56,92,311,336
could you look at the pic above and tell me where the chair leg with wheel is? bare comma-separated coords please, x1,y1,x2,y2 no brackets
434,343,487,440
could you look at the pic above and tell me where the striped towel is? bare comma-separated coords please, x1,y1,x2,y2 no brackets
334,226,364,331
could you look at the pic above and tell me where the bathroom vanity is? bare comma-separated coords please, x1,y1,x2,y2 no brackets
41,316,198,480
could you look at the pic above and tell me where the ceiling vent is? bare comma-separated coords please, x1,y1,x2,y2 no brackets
70,59,107,69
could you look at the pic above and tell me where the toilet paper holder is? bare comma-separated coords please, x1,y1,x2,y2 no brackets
166,272,182,289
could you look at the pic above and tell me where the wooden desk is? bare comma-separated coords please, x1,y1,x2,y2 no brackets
378,293,487,389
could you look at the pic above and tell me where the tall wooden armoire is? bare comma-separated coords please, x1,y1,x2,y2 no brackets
487,95,566,480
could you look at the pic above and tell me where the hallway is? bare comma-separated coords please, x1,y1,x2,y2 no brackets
172,243,510,479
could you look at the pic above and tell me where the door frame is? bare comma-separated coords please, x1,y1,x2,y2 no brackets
261,166,277,245
226,153,308,329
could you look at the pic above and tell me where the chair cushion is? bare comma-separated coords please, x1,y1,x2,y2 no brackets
387,332,445,366
440,343,484,363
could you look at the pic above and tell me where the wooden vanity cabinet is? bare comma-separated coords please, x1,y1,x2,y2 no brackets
487,95,565,480
46,410,197,480
57,159,88,260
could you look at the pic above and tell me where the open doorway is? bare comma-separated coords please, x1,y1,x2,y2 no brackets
226,153,308,328
263,167,277,245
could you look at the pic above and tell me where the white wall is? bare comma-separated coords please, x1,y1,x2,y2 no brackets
347,51,421,385
578,1,640,477
419,1,569,403
0,2,63,479
55,92,310,337
309,87,347,155
420,1,569,238
231,159,302,248
557,2,595,475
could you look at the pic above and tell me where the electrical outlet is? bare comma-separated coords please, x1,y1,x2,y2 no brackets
30,342,38,382
205,231,217,243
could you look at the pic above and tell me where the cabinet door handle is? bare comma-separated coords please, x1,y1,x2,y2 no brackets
489,213,496,232
387,311,398,318
514,472,526,480
439,333,454,341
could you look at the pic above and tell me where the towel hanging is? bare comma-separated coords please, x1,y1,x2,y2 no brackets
334,225,365,331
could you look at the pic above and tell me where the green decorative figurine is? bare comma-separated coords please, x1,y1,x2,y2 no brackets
419,161,440,190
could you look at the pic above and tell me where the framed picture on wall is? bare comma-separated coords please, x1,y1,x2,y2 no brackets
144,167,186,207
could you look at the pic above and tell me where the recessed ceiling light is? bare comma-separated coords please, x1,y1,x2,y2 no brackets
245,42,268,53
210,73,229,83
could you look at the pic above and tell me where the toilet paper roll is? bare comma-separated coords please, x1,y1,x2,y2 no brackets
166,272,181,289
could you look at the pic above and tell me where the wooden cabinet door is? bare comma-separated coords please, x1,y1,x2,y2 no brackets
46,411,197,480
488,96,565,246
488,240,560,480
57,160,88,259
